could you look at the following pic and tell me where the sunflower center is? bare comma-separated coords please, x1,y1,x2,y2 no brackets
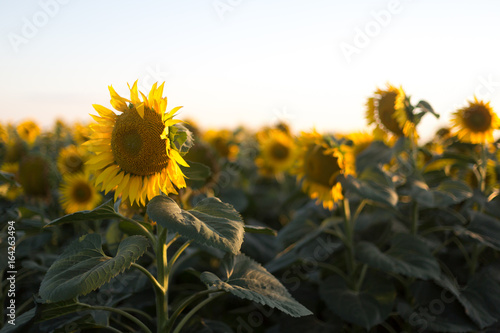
377,92,404,136
111,107,169,176
463,105,492,132
65,154,84,173
304,145,341,187
270,142,290,161
71,181,92,203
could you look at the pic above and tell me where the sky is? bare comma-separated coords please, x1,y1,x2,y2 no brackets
1,0,499,142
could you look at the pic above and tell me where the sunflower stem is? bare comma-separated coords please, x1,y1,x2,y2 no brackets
165,289,215,332
156,225,169,332
171,292,224,333
342,198,356,285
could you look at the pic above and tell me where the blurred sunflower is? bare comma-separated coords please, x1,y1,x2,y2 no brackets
73,122,92,145
85,81,189,206
3,139,27,165
16,120,40,145
57,145,87,175
450,97,500,144
256,128,296,177
59,172,102,214
18,155,51,199
0,123,8,143
346,131,375,158
366,84,414,140
203,129,239,161
0,162,22,200
292,131,354,210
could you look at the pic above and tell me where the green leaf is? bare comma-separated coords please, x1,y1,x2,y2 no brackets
147,195,245,254
36,299,89,323
243,225,277,236
39,234,148,302
44,200,122,227
0,308,36,333
200,253,312,317
319,272,396,330
181,160,211,190
435,272,500,329
411,179,473,208
0,170,19,185
456,211,500,250
355,141,393,173
356,234,440,280
342,168,398,207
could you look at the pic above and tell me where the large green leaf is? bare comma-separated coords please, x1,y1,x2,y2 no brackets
181,160,211,190
45,200,122,226
39,234,148,302
405,281,478,332
356,234,440,280
456,211,500,250
342,167,398,207
200,253,312,317
355,141,393,173
319,272,396,329
147,195,245,254
435,272,500,329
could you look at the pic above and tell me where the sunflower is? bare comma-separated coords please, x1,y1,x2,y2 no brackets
292,131,354,210
85,81,190,206
203,129,239,161
450,97,500,144
73,122,92,145
256,128,296,177
57,145,87,175
18,155,51,199
0,123,8,143
0,162,22,200
16,120,40,145
59,172,102,214
366,84,415,140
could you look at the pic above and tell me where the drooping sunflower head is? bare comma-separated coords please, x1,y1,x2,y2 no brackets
255,128,296,177
57,145,87,175
450,97,500,144
16,120,40,145
17,155,51,199
203,129,239,161
85,81,191,206
366,84,411,139
292,131,354,210
59,172,102,214
3,139,27,165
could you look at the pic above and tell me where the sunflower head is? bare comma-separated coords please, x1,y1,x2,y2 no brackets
17,155,51,199
366,84,412,139
85,81,191,206
203,129,239,161
57,145,87,175
59,172,102,214
0,123,8,143
255,128,296,177
73,122,91,145
291,131,354,210
16,120,40,145
3,139,27,165
451,97,500,144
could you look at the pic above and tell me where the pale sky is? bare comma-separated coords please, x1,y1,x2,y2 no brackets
1,0,499,142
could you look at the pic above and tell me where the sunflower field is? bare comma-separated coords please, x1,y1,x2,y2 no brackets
1,82,500,333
